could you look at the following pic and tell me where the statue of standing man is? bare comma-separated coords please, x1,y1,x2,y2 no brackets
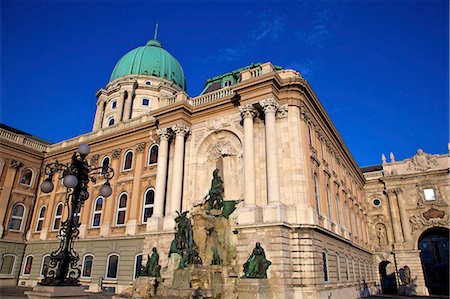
206,169,224,210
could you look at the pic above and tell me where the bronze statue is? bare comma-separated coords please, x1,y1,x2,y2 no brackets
140,247,161,277
211,246,222,265
206,169,224,210
242,242,271,278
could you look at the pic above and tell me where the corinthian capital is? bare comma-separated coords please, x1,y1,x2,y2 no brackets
171,124,190,137
239,104,257,119
259,98,279,114
157,128,172,141
10,160,22,169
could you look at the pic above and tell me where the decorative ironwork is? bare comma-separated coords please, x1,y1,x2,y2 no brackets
39,145,114,286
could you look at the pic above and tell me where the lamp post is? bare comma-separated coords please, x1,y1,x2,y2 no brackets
39,144,114,286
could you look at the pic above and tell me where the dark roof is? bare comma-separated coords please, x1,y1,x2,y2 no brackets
202,81,222,94
360,164,383,173
0,123,53,145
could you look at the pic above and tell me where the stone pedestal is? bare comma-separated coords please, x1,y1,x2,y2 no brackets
236,279,275,299
25,285,88,299
238,206,262,225
263,203,286,223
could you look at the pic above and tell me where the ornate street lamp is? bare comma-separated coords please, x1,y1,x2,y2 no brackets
39,144,114,286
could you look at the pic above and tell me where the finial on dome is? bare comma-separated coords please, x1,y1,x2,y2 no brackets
154,22,159,40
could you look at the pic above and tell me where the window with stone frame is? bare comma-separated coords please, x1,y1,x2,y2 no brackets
40,254,51,276
322,251,329,282
142,188,155,223
106,254,119,279
8,203,25,231
35,205,46,232
314,173,321,215
23,255,33,275
116,193,128,226
82,255,94,278
20,168,33,186
53,203,63,231
148,144,159,165
0,254,16,274
123,151,133,171
92,197,103,228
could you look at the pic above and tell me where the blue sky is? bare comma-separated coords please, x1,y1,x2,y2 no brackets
1,0,448,167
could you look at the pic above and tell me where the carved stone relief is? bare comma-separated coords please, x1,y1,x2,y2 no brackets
207,139,237,162
90,154,100,166
407,149,438,171
409,211,449,233
206,117,231,132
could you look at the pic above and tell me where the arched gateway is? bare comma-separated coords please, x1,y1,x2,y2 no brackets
419,227,449,295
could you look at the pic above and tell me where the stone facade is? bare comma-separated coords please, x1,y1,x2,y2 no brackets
362,149,450,296
0,125,49,286
0,35,422,298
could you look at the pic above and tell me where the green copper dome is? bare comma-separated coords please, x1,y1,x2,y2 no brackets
109,39,185,90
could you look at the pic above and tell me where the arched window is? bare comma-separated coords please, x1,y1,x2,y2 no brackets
20,168,33,186
148,144,159,165
345,256,350,281
108,118,115,126
313,174,321,214
116,193,127,226
101,156,110,176
73,205,81,225
336,191,341,225
308,124,314,146
92,197,103,228
8,203,25,232
364,261,367,280
344,201,350,231
106,254,119,279
322,251,329,282
23,255,33,275
134,253,143,278
35,205,46,232
336,253,341,281
145,81,151,86
53,203,63,231
111,100,117,109
352,258,356,280
82,254,94,278
142,188,155,223
40,254,51,276
326,183,332,221
358,259,362,279
0,254,16,274
123,151,133,171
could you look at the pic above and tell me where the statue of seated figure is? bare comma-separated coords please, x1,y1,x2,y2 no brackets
242,242,271,279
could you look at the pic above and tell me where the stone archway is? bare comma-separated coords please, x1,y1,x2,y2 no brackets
379,261,398,294
418,227,449,295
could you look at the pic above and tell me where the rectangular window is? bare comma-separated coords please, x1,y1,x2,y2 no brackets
142,99,150,106
423,188,435,201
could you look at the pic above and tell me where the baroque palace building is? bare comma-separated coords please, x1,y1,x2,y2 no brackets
0,34,447,298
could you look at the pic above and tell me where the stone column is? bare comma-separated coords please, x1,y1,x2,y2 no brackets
386,189,403,243
123,91,133,121
395,189,412,243
118,91,126,122
126,142,146,236
100,149,121,237
260,98,285,222
148,128,171,231
93,100,106,131
169,124,189,215
238,105,261,224
0,160,22,237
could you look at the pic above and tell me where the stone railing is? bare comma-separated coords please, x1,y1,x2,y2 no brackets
0,128,48,152
190,87,234,106
48,114,154,153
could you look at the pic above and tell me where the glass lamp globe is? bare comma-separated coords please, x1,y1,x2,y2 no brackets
41,179,54,193
63,174,78,188
78,144,90,156
100,182,112,197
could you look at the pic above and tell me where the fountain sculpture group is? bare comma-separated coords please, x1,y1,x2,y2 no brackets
122,169,271,299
